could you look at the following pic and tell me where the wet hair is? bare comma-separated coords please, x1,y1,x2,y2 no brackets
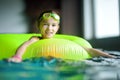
37,10,60,27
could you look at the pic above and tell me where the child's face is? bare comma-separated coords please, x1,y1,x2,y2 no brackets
39,17,59,38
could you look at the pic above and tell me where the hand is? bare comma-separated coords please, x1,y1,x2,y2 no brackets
7,56,22,63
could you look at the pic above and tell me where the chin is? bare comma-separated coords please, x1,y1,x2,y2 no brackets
44,34,55,38
45,35,53,38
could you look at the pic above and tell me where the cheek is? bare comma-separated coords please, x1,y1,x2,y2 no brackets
41,29,45,33
39,26,46,32
54,27,59,32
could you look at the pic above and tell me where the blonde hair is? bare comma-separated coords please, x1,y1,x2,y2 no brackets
36,10,60,27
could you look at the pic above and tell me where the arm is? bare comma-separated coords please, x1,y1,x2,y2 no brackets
83,47,116,58
8,37,39,63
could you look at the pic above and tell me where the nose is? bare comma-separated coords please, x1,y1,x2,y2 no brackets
47,25,53,30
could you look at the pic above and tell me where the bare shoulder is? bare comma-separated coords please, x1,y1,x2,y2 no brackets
29,36,40,42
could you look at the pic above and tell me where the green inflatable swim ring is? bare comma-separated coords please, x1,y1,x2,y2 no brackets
0,34,92,60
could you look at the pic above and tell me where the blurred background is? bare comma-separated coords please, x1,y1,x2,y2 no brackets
0,0,120,51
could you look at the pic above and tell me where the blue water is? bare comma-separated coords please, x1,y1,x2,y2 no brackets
0,57,86,80
1,56,119,80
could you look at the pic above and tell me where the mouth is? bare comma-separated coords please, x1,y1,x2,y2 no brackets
45,31,53,35
45,31,54,37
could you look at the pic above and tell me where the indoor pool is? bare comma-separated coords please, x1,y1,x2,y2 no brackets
0,50,120,80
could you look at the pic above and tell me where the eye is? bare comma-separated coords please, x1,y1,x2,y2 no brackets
43,23,49,26
52,24,57,27
42,23,49,29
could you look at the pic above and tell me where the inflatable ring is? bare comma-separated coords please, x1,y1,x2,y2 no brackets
23,38,92,60
0,34,92,60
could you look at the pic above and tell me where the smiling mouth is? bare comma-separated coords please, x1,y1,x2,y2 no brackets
46,31,53,34
45,31,53,35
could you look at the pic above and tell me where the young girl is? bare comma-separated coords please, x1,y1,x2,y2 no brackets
8,10,116,63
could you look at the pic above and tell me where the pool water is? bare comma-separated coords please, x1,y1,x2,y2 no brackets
0,50,120,80
0,57,86,80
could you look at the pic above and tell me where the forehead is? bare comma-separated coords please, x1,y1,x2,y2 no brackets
41,17,59,24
